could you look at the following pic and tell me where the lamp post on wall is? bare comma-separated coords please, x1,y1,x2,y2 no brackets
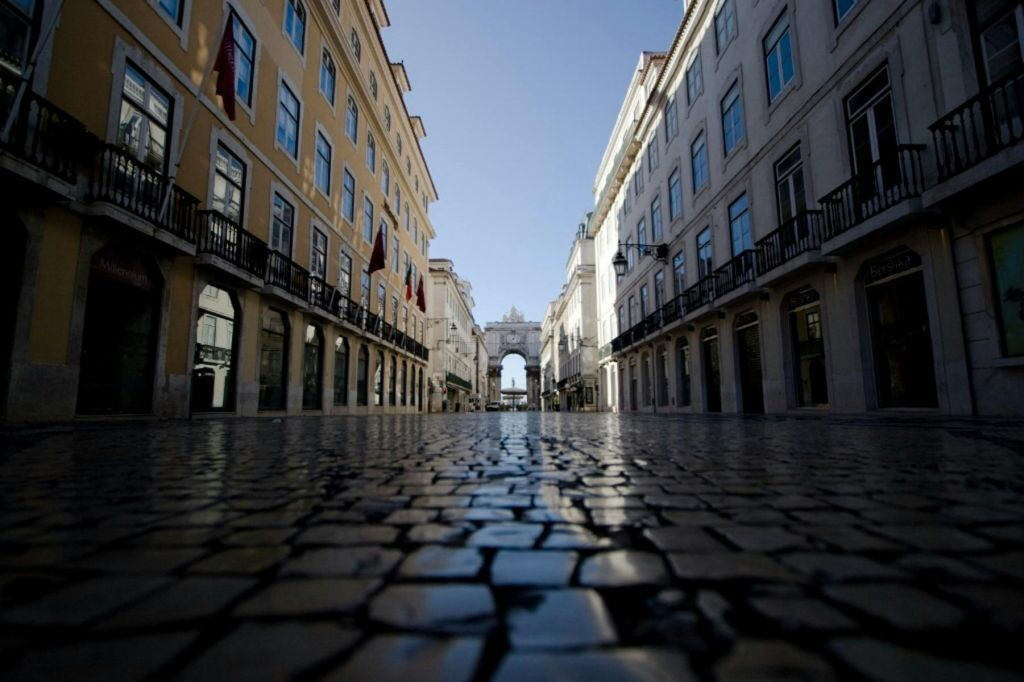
612,242,669,279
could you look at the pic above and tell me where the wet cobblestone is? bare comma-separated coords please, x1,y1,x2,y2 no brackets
1,412,1023,680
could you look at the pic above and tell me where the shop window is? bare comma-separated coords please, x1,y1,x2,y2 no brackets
258,308,287,410
989,223,1024,356
302,324,323,409
334,336,349,405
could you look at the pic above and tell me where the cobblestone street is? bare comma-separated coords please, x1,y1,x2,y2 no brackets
1,413,1023,681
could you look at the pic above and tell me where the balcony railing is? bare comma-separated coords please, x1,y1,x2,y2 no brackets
661,295,685,326
930,65,1024,182
90,143,199,242
645,310,663,333
197,210,268,279
307,276,338,314
381,321,394,342
447,372,472,391
0,71,90,184
819,144,926,241
265,251,309,299
684,274,715,311
756,210,824,275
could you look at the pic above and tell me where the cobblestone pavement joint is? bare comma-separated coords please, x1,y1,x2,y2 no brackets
1,413,1023,681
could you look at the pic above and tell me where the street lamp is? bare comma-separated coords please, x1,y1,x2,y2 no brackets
612,242,669,279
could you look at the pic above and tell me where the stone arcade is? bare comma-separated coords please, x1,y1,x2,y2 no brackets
484,308,542,410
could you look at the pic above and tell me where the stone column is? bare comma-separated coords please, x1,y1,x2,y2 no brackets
526,366,540,410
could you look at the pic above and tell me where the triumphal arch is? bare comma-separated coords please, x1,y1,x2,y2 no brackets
484,307,542,410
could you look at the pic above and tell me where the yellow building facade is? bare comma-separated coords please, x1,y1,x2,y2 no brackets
1,0,437,420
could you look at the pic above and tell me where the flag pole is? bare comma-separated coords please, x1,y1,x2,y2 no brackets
157,9,233,225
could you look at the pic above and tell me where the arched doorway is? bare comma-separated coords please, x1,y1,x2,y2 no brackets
77,243,162,415
676,338,691,408
356,344,369,406
333,336,349,407
499,352,527,411
1,220,26,417
302,324,324,410
192,284,238,412
735,310,764,414
258,308,288,410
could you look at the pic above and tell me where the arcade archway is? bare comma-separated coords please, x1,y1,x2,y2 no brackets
484,307,542,410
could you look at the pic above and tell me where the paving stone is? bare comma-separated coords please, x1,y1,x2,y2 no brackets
522,507,588,523
383,509,438,525
971,551,1024,579
872,525,992,551
662,511,729,525
284,547,402,576
802,526,904,552
472,495,532,508
643,527,728,552
750,596,858,631
441,508,516,522
411,496,472,508
714,525,808,552
830,638,1022,682
506,589,617,649
180,622,359,682
71,547,206,573
579,550,668,587
235,578,380,616
716,639,837,681
542,524,612,549
668,554,799,582
825,583,965,630
398,546,484,578
491,551,577,586
325,635,484,682
493,648,695,682
296,524,399,545
778,553,906,581
406,523,467,544
369,584,496,633
100,576,255,628
1,577,170,625
7,632,194,682
221,528,298,546
467,523,543,548
189,547,290,574
895,554,992,579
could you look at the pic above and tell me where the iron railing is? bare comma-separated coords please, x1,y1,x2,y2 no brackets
0,71,90,183
819,144,926,240
661,295,685,326
265,251,309,299
715,250,758,298
90,143,199,242
196,210,268,278
930,65,1024,182
755,210,824,275
684,274,715,311
307,276,337,314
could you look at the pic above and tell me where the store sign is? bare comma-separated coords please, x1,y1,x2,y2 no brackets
785,287,820,311
91,249,155,290
863,248,921,286
990,225,1024,356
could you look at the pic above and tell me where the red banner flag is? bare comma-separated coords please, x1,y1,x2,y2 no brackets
404,264,413,302
214,14,237,121
368,227,386,274
416,275,426,313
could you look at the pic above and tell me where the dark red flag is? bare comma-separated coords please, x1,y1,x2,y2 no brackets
368,227,386,274
213,14,237,121
416,275,426,312
404,264,413,302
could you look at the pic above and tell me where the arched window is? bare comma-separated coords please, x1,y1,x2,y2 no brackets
374,350,384,405
346,95,358,142
302,324,323,410
369,71,378,100
334,336,349,406
357,344,369,406
192,285,238,412
389,355,397,405
401,360,408,406
259,308,288,410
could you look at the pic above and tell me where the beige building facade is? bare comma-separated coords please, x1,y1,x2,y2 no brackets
593,0,1024,416
427,259,477,412
2,0,440,421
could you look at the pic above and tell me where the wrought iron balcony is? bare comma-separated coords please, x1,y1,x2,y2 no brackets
0,71,90,184
930,65,1024,182
307,276,338,315
196,210,268,279
265,251,309,300
447,372,472,391
89,143,199,243
684,274,715,311
661,295,685,326
644,310,663,333
755,210,824,275
819,144,926,241
715,250,758,298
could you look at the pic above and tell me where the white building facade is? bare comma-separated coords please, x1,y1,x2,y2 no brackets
427,259,478,412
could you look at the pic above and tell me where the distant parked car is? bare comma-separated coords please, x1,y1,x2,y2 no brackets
485,401,501,412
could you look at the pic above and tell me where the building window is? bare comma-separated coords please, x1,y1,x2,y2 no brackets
989,224,1024,356
284,0,305,54
729,194,752,255
975,3,1024,84
397,134,403,155
369,71,378,99
404,202,410,231
654,270,665,309
640,284,650,318
334,337,349,406
157,0,184,25
366,132,376,172
637,218,647,251
314,131,331,195
721,80,744,155
380,218,389,253
118,63,172,171
673,251,686,295
774,145,806,223
377,283,386,321
310,227,327,278
650,195,663,242
668,167,682,221
764,14,794,102
627,296,636,327
302,324,323,410
400,360,408,406
339,250,352,298
647,136,659,174
392,238,399,273
834,0,859,24
357,345,369,405
381,159,390,199
691,131,708,192
677,339,691,407
360,268,370,309
258,309,288,410
686,53,703,104
271,193,293,257
715,0,737,53
384,105,392,130
395,185,402,216
664,94,678,141
845,66,898,188
346,95,358,142
320,49,336,105
350,28,361,61
212,143,245,224
232,14,256,107
276,81,300,158
633,168,644,196
342,169,355,222
697,227,713,277
363,197,374,243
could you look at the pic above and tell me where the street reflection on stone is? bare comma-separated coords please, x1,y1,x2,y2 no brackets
0,412,1022,681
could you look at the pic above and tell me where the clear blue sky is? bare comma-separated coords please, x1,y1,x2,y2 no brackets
384,0,682,386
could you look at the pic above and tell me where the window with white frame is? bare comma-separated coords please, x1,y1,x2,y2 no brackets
764,13,794,102
232,14,256,108
118,62,173,171
384,105,392,130
697,226,713,277
157,0,184,25
404,203,410,230
284,0,305,54
729,194,752,255
363,196,374,243
346,95,358,142
320,49,336,105
975,1,1024,84
350,28,361,61
774,144,806,223
647,136,659,174
271,193,294,257
834,0,859,24
392,238,399,272
360,268,370,308
213,143,245,224
721,80,744,155
369,71,378,99
637,218,647,250
715,0,737,54
276,80,300,158
314,130,331,195
366,132,376,172
668,167,682,220
342,168,355,222
311,227,327,278
686,52,703,104
650,195,663,241
691,131,708,192
381,159,390,198
339,250,352,298
673,251,685,295
664,94,678,141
